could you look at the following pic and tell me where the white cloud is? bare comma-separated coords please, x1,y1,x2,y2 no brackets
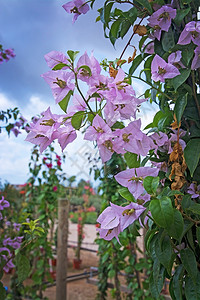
0,132,32,184
21,95,51,120
0,93,18,110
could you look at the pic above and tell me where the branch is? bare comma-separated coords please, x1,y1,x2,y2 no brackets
119,13,147,61
130,74,174,101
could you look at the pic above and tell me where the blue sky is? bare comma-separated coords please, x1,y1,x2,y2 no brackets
0,0,157,185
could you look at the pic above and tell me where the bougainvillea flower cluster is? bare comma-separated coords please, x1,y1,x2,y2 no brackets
25,1,200,247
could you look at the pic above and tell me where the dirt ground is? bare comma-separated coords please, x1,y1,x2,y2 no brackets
44,248,102,300
2,248,115,300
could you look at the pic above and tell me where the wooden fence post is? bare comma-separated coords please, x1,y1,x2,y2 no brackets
56,198,69,300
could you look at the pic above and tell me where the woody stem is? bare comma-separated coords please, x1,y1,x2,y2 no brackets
119,13,147,61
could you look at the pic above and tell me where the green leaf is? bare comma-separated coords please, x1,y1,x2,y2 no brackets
184,138,200,177
143,176,159,195
144,55,153,82
87,112,95,123
139,35,149,51
110,19,121,39
124,152,140,168
174,8,190,25
181,194,192,210
71,111,85,130
108,269,115,278
144,228,158,252
174,93,188,125
185,272,200,300
180,248,197,282
182,46,195,66
0,282,6,300
134,0,153,13
167,190,184,197
16,254,30,283
150,197,174,228
103,2,114,27
172,265,185,300
52,63,68,70
121,7,137,25
171,69,191,91
162,27,175,52
187,202,200,215
67,50,79,62
157,110,173,131
167,209,184,241
169,279,176,300
154,39,165,57
118,187,135,202
187,228,195,251
149,259,165,299
196,227,200,246
129,54,144,75
102,252,109,264
58,90,73,113
77,65,92,77
119,19,131,38
155,236,173,271
109,29,116,46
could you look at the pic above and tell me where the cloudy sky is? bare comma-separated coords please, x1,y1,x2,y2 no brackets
0,0,157,185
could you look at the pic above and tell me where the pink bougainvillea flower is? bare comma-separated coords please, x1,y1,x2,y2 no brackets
41,70,75,104
150,26,162,41
0,247,15,272
56,125,77,151
83,115,115,162
67,94,87,115
191,46,200,70
113,120,154,156
44,51,69,69
97,138,114,163
178,21,200,46
115,167,159,199
151,54,180,82
104,94,145,126
62,0,89,23
168,51,185,68
3,237,23,249
144,41,155,54
120,202,146,231
5,48,15,58
105,68,136,104
84,114,112,144
97,202,145,242
148,6,176,33
13,223,21,231
187,183,200,199
25,107,64,153
97,202,122,242
76,51,101,85
150,131,169,149
0,196,10,210
112,120,143,155
11,127,21,137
